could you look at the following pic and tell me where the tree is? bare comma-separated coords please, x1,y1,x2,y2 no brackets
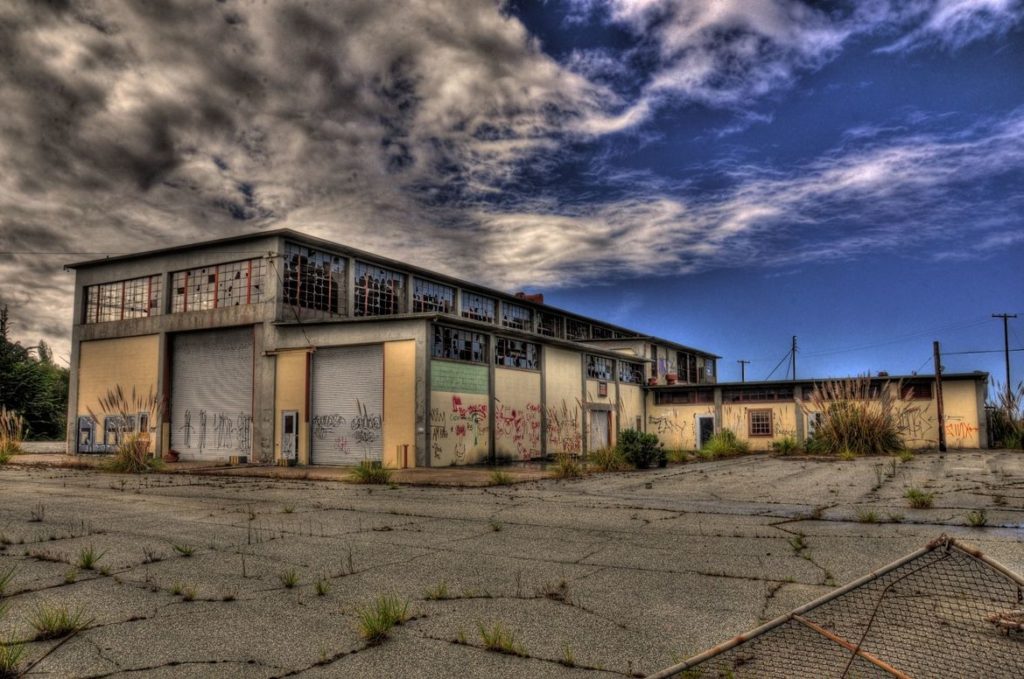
0,305,69,440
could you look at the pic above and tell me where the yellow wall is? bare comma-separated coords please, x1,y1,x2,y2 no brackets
274,349,309,464
383,340,417,468
618,383,645,433
430,360,490,465
545,347,583,455
647,402,714,449
494,368,542,460
722,402,798,451
78,335,160,449
892,381,983,449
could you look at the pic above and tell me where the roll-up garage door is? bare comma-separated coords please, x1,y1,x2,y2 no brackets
171,328,253,460
311,345,383,465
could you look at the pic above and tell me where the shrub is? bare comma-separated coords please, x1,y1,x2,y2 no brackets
771,436,800,455
703,429,748,457
90,386,164,473
587,446,631,472
666,449,691,464
103,434,165,474
617,429,665,469
488,470,513,486
552,453,584,479
350,460,392,484
29,603,91,640
478,622,527,657
905,488,934,509
966,509,988,527
357,595,409,642
801,377,906,455
0,406,25,461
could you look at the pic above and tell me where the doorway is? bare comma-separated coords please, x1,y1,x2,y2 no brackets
589,410,611,451
696,415,716,448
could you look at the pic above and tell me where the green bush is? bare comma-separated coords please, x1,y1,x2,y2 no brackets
771,436,800,455
617,429,665,469
350,460,392,484
703,429,748,457
586,446,631,472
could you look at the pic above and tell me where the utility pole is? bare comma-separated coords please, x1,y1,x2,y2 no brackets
791,336,797,381
737,360,749,383
933,340,946,452
993,313,1017,401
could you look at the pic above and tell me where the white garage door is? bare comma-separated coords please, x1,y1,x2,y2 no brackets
311,345,383,465
171,328,253,460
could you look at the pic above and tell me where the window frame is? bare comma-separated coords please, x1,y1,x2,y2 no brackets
413,277,456,314
432,325,488,364
172,258,265,314
586,354,614,381
748,409,773,437
618,360,644,384
500,301,533,331
353,261,407,317
460,291,496,324
494,337,540,371
84,274,164,324
283,243,346,314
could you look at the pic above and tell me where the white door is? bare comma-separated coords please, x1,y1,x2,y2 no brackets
589,410,610,451
171,328,254,460
311,345,383,465
281,411,298,461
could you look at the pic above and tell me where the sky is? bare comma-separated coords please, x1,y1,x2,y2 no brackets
0,0,1022,387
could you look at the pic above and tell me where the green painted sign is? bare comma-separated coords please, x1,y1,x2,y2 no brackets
431,361,488,395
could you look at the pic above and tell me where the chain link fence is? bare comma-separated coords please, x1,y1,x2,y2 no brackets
648,536,1024,678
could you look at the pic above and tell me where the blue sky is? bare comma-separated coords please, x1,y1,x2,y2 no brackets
0,0,1021,388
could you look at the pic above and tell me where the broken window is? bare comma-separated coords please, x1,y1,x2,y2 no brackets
566,319,590,341
724,387,794,402
902,383,933,400
354,262,406,316
500,301,532,331
618,361,644,384
748,409,773,437
172,258,265,313
283,244,345,313
537,311,563,338
586,355,614,381
494,337,539,370
677,352,699,383
590,325,614,340
84,274,163,324
461,292,495,323
433,325,487,363
413,278,455,313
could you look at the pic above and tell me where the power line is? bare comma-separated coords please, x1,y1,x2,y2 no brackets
942,348,1024,356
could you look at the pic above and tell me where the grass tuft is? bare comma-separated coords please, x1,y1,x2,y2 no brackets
478,622,527,657
552,453,584,479
896,450,915,463
587,446,632,472
855,508,879,524
424,581,451,600
488,470,513,486
350,460,392,484
29,603,91,640
702,429,749,458
173,544,195,557
770,436,801,455
966,509,988,527
357,595,410,643
904,488,934,509
315,578,331,597
0,567,14,596
280,569,300,589
77,545,105,571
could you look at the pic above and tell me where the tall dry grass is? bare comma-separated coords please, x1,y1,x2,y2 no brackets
88,386,163,473
0,406,26,461
989,381,1023,449
801,377,906,455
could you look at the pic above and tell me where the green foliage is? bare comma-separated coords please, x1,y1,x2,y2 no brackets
173,544,195,557
552,453,584,479
488,470,513,486
0,306,69,441
988,381,1023,449
90,386,164,472
904,488,934,509
357,595,409,642
966,509,988,527
802,377,906,455
423,581,451,600
315,578,331,596
29,602,91,640
0,636,25,679
855,508,879,523
617,428,665,469
587,446,632,471
703,429,749,457
896,450,915,462
478,622,527,656
279,569,300,589
76,545,105,571
350,460,392,484
770,436,800,455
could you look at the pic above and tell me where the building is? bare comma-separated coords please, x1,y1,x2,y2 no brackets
66,229,719,466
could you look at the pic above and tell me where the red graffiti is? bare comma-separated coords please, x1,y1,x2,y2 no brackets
945,422,978,438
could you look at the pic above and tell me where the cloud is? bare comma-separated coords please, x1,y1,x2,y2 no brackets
879,0,1024,53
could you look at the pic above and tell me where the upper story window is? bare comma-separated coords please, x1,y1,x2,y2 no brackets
537,311,562,338
748,409,773,437
655,389,715,405
284,243,345,314
354,262,406,316
724,387,794,403
461,292,495,323
433,325,487,363
678,352,699,383
501,301,532,331
618,360,644,384
901,383,933,400
172,258,266,313
591,325,614,340
566,319,589,341
413,278,455,313
495,337,539,370
84,274,163,324
586,355,614,381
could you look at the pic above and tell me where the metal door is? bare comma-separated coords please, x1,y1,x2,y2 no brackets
589,410,610,451
171,328,254,459
311,345,383,465
281,411,298,461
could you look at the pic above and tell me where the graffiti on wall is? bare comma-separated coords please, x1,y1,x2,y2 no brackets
547,399,582,454
899,407,935,441
431,394,489,464
311,400,383,454
945,417,979,441
180,410,252,453
495,402,542,459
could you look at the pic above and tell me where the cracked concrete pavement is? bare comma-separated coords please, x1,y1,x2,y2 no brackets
1,450,1022,677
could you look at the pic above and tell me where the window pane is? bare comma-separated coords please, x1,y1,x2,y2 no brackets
494,337,539,370
413,278,455,313
586,355,613,380
354,262,406,316
433,325,487,363
501,302,532,331
461,292,495,323
284,244,345,313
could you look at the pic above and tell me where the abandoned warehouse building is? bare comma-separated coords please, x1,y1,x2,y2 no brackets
66,229,988,467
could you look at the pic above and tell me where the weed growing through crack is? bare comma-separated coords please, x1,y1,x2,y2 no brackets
561,644,576,667
904,488,934,509
788,535,806,553
488,519,503,532
897,450,914,463
280,569,300,589
357,595,409,643
489,470,513,486
966,509,988,527
29,603,91,640
222,590,237,602
552,453,584,479
315,578,331,597
424,581,450,600
350,461,392,485
173,544,194,557
64,569,78,584
887,512,904,523
142,546,161,564
539,579,570,603
0,636,24,679
29,504,44,523
76,545,104,571
283,505,295,514
993,494,1007,507
170,582,183,596
478,622,527,657
0,567,14,596
181,585,197,602
838,449,857,461
456,627,467,644
856,508,879,524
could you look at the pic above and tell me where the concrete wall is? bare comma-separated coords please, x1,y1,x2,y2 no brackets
494,367,542,460
722,402,799,451
429,360,490,465
544,347,583,455
383,340,417,468
646,403,715,450
273,349,310,464
618,383,645,434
